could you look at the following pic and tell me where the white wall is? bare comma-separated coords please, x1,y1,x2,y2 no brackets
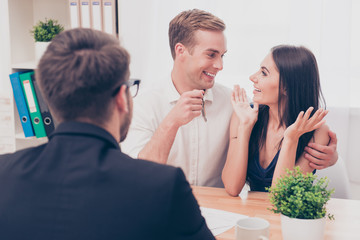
118,0,360,194
0,0,16,153
0,0,12,96
118,0,358,104
1,0,359,196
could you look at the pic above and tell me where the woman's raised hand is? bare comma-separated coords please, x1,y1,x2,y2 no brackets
231,85,259,127
284,107,328,140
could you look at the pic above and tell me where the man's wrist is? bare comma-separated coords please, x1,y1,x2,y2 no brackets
162,115,181,132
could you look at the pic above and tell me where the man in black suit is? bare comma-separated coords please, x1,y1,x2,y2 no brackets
0,28,214,240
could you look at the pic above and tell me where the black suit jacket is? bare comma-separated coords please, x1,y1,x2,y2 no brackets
0,122,214,240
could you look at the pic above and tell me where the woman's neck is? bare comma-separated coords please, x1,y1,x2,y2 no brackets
268,105,282,130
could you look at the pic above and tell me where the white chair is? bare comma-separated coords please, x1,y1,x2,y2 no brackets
315,156,352,199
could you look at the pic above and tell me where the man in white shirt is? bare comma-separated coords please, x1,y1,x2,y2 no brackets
122,9,338,187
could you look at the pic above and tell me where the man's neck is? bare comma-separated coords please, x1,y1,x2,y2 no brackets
75,116,121,142
171,66,199,95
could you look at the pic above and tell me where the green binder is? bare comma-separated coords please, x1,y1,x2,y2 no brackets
19,71,47,138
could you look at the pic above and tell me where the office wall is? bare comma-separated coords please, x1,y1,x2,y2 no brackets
1,0,359,197
0,0,12,97
0,0,16,153
118,0,360,197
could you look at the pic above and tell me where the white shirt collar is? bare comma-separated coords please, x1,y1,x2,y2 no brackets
166,78,214,104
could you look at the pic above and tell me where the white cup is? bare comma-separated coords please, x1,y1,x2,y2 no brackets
235,217,269,240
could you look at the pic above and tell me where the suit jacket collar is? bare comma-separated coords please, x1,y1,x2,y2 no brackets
49,121,120,150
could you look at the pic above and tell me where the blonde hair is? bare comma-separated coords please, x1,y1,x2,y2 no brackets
168,9,225,59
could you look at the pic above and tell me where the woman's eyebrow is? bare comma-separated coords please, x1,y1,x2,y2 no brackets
261,66,270,74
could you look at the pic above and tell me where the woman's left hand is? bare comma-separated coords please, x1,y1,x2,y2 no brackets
231,85,259,127
284,107,328,140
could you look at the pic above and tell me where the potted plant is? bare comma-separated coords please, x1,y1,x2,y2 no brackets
30,18,64,61
267,166,334,240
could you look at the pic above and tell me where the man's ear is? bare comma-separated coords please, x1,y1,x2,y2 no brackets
114,85,129,114
174,43,186,59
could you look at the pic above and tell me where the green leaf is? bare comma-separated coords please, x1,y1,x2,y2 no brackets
30,18,64,42
267,166,334,220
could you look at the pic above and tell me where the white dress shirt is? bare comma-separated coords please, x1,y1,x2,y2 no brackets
121,78,233,187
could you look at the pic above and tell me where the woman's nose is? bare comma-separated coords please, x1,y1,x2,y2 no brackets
249,73,257,83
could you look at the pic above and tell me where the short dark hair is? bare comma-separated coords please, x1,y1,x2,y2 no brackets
249,45,325,162
168,9,225,59
36,28,130,124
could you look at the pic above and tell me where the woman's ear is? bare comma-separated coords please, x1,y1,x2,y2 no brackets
280,85,287,96
114,85,129,114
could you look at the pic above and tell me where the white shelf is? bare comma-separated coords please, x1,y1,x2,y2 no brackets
7,0,68,151
12,61,37,70
5,0,119,151
15,132,33,140
15,132,48,150
15,132,47,141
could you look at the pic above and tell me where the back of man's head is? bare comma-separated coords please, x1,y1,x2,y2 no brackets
37,28,130,124
168,9,226,59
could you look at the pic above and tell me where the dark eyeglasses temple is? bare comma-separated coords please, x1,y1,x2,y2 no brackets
112,79,141,97
130,79,141,86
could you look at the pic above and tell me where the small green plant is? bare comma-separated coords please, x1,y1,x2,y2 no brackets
31,18,64,42
267,166,334,220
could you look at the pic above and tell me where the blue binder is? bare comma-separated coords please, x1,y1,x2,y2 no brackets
9,71,35,137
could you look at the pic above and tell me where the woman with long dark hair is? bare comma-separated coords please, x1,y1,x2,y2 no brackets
222,45,330,196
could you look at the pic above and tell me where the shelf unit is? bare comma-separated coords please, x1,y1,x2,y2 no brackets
6,0,71,150
9,0,71,68
6,0,120,151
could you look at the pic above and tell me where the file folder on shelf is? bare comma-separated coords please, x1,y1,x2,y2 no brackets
9,71,35,138
19,71,47,138
91,0,102,31
80,0,91,28
31,74,55,136
69,0,81,28
102,0,117,36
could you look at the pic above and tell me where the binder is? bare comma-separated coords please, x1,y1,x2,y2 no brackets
9,71,35,138
69,0,81,28
80,0,91,28
102,0,117,36
19,71,47,138
31,74,55,136
91,0,102,31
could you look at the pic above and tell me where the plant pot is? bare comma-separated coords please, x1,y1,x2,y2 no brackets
35,42,50,62
281,214,325,240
